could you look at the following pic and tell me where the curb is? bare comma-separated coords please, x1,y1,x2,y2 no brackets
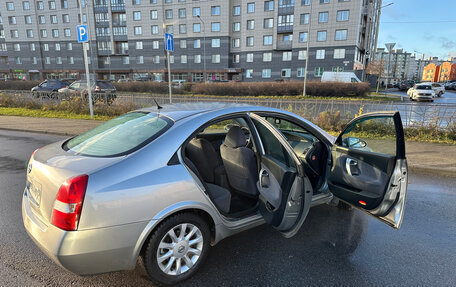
0,127,76,137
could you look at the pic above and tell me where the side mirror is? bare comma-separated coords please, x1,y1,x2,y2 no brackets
342,137,367,148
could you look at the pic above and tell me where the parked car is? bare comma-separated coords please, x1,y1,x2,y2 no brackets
31,79,71,97
171,80,187,87
321,72,361,83
444,80,456,90
407,84,435,101
418,82,445,97
23,103,408,285
398,80,415,91
58,80,116,103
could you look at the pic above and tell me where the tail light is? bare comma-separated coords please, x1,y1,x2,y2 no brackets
51,175,89,231
94,86,100,92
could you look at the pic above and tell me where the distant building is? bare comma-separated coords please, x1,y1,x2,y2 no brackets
422,61,456,82
375,48,413,84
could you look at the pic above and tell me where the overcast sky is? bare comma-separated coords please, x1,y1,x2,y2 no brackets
377,0,456,60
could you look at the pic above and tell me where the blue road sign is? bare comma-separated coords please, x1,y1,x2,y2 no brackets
77,25,88,43
165,33,174,52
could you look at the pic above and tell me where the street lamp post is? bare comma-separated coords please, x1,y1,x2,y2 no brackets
302,0,312,97
197,15,207,83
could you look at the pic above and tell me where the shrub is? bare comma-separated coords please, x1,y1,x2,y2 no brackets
0,80,40,91
313,110,348,132
191,81,370,97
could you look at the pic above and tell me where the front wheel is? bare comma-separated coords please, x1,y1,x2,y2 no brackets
143,213,210,285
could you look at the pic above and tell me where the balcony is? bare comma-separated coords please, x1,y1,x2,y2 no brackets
277,25,293,33
111,4,126,12
95,21,110,27
112,21,127,27
94,5,108,13
97,49,113,56
276,41,292,50
278,6,294,15
113,34,128,41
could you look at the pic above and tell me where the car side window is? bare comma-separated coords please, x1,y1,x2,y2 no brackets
252,118,295,168
201,118,249,134
41,81,47,87
340,116,397,156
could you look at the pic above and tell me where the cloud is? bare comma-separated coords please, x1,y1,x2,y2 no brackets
440,37,456,49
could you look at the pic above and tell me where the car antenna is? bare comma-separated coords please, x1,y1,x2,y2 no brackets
153,98,163,110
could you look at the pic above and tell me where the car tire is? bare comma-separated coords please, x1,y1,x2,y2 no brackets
143,212,210,286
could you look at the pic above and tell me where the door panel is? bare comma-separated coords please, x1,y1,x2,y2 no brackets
251,115,312,238
329,112,408,229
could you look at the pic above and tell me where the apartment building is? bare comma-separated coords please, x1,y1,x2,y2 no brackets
0,0,381,82
375,48,413,83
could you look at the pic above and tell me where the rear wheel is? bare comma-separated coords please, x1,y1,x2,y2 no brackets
143,213,210,285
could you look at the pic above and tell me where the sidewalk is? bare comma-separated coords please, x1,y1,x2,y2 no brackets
0,115,455,177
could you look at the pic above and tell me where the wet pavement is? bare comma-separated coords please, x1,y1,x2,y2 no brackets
0,130,455,286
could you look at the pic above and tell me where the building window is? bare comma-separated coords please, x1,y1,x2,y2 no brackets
262,69,271,78
9,17,16,25
169,55,174,64
337,10,349,21
133,11,141,20
179,24,187,34
232,38,240,48
299,32,308,42
334,48,346,59
320,0,329,3
64,29,71,37
136,41,143,49
67,43,72,50
281,69,291,77
211,6,220,16
194,39,200,48
43,43,49,51
122,56,129,64
134,26,142,35
23,1,30,10
302,0,310,5
165,9,173,19
153,56,160,63
264,1,274,11
25,15,32,24
151,10,158,19
212,38,220,48
51,15,58,24
316,49,325,59
193,7,200,17
193,23,201,33
132,0,140,4
32,57,37,64
13,44,21,51
317,30,327,41
264,18,274,28
318,12,328,23
45,57,51,64
263,35,273,45
56,56,62,64
211,22,221,32
55,43,60,51
37,1,44,9
16,57,22,64
63,14,69,23
246,53,254,62
153,40,159,49
297,68,306,77
6,2,15,10
246,36,254,47
194,55,201,63
278,14,294,27
180,39,187,48
179,8,186,18
282,51,292,61
298,50,307,60
233,22,241,32
166,25,173,34
233,54,240,63
61,0,68,8
68,57,74,64
247,20,255,30
40,29,47,38
233,6,240,16
246,69,253,78
335,29,347,40
30,43,36,51
212,54,220,63
263,52,272,62
247,2,255,13
152,25,159,34
315,67,324,77
300,13,309,24
49,1,56,9
181,55,187,63
332,66,344,72
39,16,45,24
137,55,144,64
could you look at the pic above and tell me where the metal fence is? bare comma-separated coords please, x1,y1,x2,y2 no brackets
2,90,455,129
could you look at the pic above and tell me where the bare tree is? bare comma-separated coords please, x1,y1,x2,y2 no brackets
366,59,386,93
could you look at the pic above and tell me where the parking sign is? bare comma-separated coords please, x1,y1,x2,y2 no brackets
165,33,174,52
77,25,88,43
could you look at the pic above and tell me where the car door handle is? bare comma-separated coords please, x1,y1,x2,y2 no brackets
345,158,359,176
260,170,270,188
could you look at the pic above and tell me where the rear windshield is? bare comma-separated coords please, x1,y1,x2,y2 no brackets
97,81,114,89
63,112,173,157
416,85,431,90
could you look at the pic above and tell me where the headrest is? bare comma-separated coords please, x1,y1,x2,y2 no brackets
224,126,247,148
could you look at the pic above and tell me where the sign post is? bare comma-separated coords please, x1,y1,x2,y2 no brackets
165,33,174,104
77,24,93,118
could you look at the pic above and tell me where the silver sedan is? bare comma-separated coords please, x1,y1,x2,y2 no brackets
22,103,408,285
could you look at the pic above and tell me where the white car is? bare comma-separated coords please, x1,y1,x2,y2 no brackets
407,84,435,102
422,82,445,97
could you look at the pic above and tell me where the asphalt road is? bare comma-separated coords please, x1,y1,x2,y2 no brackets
1,130,455,286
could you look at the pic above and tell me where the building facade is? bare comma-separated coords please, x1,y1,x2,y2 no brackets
0,0,381,82
422,61,456,82
375,48,413,84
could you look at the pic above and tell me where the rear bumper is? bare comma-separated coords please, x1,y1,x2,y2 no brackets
22,189,149,275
